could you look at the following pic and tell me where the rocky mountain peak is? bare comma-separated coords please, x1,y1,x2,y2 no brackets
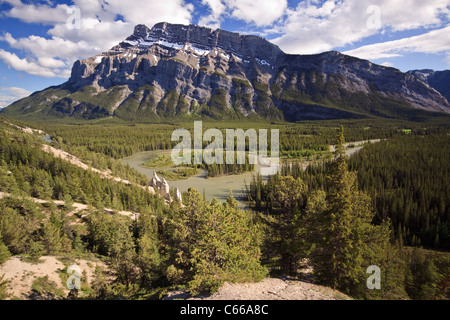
131,24,151,40
408,69,436,82
118,22,284,63
408,69,450,102
3,22,450,121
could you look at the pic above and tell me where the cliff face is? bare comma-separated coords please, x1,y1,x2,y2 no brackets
408,69,450,103
3,22,450,121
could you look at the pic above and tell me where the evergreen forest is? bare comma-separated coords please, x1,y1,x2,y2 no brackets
0,117,449,300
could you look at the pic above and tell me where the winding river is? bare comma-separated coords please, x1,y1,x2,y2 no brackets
121,140,380,205
121,150,260,204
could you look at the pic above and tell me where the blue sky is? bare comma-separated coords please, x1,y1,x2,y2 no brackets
1,0,450,108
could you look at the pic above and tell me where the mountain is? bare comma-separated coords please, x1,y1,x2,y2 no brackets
2,22,450,122
407,69,450,103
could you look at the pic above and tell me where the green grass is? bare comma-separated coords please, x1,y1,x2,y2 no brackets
253,81,269,93
232,77,252,88
213,71,228,79
31,276,65,298
156,167,199,180
142,155,175,168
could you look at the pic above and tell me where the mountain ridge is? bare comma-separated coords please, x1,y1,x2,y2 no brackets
2,22,450,122
407,69,450,103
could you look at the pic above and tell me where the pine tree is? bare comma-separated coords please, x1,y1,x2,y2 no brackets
87,211,138,288
0,274,10,300
41,213,72,255
0,237,11,264
89,266,113,300
0,160,19,194
308,127,392,297
405,248,441,299
264,175,309,275
165,188,266,295
135,208,162,288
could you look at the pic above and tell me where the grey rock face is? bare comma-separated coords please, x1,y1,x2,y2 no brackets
149,171,161,188
121,22,284,62
408,69,450,103
150,171,171,201
5,22,450,120
161,178,170,200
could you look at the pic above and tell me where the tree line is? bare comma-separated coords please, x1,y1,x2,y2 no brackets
39,119,426,160
260,131,450,250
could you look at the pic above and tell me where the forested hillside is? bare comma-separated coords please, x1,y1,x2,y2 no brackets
1,119,449,300
270,131,450,250
245,127,450,299
0,121,267,298
350,134,450,249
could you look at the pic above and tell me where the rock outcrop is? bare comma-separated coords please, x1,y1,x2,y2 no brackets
3,22,450,121
163,278,351,300
160,177,170,200
149,171,169,201
149,171,183,203
175,187,182,203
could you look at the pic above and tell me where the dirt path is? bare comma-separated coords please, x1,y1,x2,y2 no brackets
40,144,158,198
42,144,133,185
164,278,351,300
0,192,141,222
6,122,142,190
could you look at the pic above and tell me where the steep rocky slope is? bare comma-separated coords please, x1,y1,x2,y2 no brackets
2,22,449,121
408,69,450,103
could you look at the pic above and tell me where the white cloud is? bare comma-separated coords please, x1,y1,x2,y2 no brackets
381,62,394,68
0,0,194,79
198,0,287,28
101,0,193,27
198,0,227,29
225,0,288,27
0,49,65,77
271,0,450,54
343,26,450,60
0,31,96,78
374,0,450,31
1,2,71,25
37,57,67,69
0,86,32,108
1,32,97,62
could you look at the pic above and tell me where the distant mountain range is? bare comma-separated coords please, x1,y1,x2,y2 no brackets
2,22,449,121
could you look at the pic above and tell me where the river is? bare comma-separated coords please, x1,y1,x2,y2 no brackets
121,150,261,204
121,140,380,205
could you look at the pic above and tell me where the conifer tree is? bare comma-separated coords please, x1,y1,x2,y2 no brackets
265,176,309,275
405,248,441,299
308,126,392,297
165,188,266,295
135,208,162,288
0,237,11,264
0,274,10,300
41,213,72,254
